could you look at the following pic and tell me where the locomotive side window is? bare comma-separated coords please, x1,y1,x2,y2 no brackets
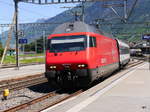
89,37,96,47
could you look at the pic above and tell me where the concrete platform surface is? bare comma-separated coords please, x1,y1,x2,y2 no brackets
0,64,45,81
43,62,150,112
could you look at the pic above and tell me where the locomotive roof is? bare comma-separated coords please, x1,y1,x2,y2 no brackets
52,21,103,35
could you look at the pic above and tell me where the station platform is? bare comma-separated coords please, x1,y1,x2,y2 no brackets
43,62,150,112
0,64,45,81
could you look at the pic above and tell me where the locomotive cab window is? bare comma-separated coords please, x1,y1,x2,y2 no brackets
47,35,87,53
47,35,97,53
89,37,96,47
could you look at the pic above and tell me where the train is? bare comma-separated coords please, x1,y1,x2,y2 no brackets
130,48,143,57
45,21,130,88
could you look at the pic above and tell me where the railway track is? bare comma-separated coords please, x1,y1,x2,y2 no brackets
124,60,144,69
0,74,47,94
3,89,59,112
0,62,44,69
0,72,82,112
4,89,83,112
2,59,144,112
131,56,148,61
0,59,141,93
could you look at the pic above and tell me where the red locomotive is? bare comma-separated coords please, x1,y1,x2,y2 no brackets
45,21,130,87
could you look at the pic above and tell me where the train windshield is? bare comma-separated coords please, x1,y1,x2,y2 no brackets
48,35,87,53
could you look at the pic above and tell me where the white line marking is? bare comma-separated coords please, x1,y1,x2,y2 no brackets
66,63,146,112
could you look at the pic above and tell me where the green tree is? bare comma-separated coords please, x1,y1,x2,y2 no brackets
0,41,4,57
24,37,45,53
0,41,2,48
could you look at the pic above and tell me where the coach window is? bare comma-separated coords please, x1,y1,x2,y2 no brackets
89,37,96,47
120,47,129,54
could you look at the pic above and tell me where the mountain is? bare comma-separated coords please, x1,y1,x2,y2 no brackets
0,0,150,47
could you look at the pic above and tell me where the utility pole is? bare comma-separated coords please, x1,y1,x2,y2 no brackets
124,0,127,20
35,39,37,54
23,44,25,55
14,0,19,69
43,31,46,54
34,30,37,54
81,2,85,22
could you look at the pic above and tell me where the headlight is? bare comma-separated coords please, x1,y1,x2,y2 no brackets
50,65,56,69
77,64,87,68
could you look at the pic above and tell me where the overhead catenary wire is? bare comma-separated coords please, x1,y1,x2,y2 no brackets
127,0,139,20
0,0,49,22
19,0,125,5
0,21,150,27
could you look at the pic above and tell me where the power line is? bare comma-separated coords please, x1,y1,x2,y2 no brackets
0,21,150,27
20,0,124,5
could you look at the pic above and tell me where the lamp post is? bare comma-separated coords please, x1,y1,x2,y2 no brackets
147,39,150,70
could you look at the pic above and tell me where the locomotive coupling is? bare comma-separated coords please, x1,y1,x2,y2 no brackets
3,89,9,100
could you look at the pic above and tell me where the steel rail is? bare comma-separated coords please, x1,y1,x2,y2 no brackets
40,90,83,111
0,73,43,85
0,58,144,93
0,62,44,69
4,89,82,112
3,89,60,112
0,75,47,94
2,59,144,112
124,60,144,69
40,61,144,111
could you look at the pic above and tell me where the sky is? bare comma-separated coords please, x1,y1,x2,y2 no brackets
0,0,78,24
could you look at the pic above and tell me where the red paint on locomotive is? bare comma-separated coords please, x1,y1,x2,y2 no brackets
45,21,128,87
46,32,119,70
